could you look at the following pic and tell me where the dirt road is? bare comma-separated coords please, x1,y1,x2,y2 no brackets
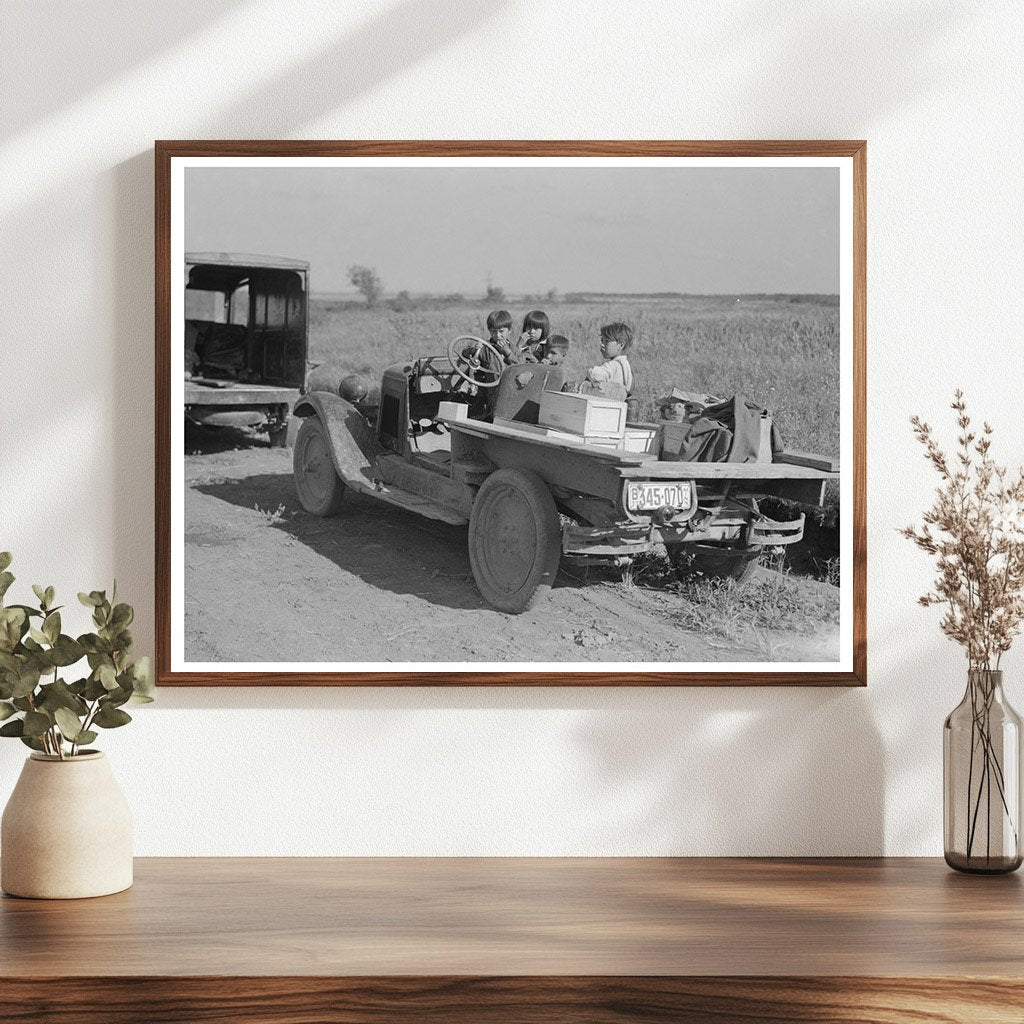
183,433,839,666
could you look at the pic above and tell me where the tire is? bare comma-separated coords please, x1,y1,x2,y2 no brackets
469,469,561,613
293,417,345,516
669,542,763,585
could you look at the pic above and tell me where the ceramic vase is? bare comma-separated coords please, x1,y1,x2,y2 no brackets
1,751,133,899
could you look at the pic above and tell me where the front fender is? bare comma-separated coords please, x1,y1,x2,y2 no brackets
293,391,379,491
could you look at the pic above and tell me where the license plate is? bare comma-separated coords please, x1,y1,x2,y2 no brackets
626,481,692,512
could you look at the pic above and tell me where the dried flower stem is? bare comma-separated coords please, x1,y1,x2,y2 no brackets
904,392,1024,864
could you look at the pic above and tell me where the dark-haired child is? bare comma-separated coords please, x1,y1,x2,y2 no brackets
485,309,517,365
517,309,550,362
585,322,634,396
540,334,570,366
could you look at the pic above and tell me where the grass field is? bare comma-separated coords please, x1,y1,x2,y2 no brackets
307,295,840,459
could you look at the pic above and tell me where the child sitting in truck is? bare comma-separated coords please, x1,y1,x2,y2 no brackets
484,309,517,365
517,309,550,362
583,322,633,399
539,334,570,366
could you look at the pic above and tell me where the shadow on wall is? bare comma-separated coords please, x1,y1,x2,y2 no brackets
189,0,507,137
0,2,246,139
728,2,972,132
104,0,509,658
570,686,885,856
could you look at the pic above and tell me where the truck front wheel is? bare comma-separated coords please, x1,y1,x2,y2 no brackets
469,469,561,613
293,417,345,516
669,542,763,585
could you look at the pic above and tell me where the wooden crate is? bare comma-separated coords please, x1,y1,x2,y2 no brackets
539,390,627,439
623,427,658,455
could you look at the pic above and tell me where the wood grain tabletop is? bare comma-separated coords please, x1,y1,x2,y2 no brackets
1,856,1021,976
3,857,1022,1022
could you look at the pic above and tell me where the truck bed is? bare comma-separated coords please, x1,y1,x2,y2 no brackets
442,416,838,481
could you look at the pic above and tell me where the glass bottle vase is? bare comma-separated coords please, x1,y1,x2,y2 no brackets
944,669,1023,873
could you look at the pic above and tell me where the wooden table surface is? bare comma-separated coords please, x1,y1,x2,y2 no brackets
3,857,1023,1023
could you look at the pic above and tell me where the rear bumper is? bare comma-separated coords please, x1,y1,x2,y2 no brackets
563,514,805,558
185,403,290,430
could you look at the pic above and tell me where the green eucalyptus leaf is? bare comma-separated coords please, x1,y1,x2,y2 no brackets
37,679,88,717
83,675,108,701
44,586,55,608
104,685,132,708
110,603,133,629
86,651,113,670
0,701,15,721
11,665,41,699
0,552,11,573
0,651,19,674
8,604,42,619
22,710,50,738
42,611,60,644
28,627,49,646
0,718,25,738
50,635,85,667
98,664,117,690
12,697,33,712
0,572,14,601
78,592,100,608
19,735,45,752
53,707,84,741
93,705,131,729
77,633,111,655
0,607,27,651
31,584,47,608
75,730,98,746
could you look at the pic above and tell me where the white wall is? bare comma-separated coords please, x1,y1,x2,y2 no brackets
1,0,1022,855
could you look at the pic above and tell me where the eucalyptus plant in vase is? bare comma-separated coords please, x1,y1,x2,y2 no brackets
903,392,1024,873
0,552,153,898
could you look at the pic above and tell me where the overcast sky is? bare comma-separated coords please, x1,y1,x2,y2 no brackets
185,165,839,296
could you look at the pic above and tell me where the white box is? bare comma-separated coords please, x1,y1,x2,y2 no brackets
757,415,773,463
437,401,469,422
623,427,658,454
538,391,627,438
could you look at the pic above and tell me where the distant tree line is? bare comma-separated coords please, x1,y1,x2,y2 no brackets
345,264,562,310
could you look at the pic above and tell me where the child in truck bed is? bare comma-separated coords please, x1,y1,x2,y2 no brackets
584,322,633,398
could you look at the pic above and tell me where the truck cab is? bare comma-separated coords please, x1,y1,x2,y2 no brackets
184,253,309,445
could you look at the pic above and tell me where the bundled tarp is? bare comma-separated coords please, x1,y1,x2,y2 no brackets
661,395,783,463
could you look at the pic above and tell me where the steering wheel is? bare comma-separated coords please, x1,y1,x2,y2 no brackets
448,335,504,390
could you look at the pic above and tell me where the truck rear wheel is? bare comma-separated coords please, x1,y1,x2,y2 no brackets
469,469,561,613
293,417,345,516
669,542,763,585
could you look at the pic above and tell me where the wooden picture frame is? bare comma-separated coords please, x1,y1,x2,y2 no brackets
156,140,866,686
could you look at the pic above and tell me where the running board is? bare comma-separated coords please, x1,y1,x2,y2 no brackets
365,481,469,525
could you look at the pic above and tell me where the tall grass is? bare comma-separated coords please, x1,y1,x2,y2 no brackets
308,295,839,457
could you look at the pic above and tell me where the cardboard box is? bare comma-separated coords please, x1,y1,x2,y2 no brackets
436,401,469,422
543,425,657,455
538,390,627,438
623,427,658,455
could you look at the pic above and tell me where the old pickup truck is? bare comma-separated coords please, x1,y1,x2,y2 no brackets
291,335,838,613
184,253,309,446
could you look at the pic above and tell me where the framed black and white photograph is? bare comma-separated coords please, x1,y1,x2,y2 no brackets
155,141,865,686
